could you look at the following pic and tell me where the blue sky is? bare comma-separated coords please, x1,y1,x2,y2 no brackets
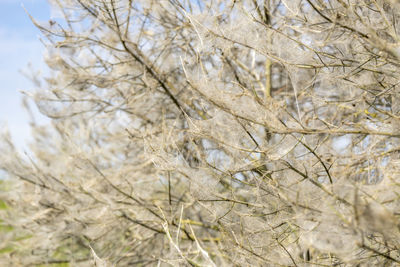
0,0,50,151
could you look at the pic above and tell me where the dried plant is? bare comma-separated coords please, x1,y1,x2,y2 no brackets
1,0,400,266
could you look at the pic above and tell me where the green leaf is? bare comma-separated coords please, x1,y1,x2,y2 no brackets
0,199,8,210
0,224,13,232
0,246,14,254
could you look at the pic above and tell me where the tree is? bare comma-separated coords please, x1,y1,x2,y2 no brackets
1,0,400,265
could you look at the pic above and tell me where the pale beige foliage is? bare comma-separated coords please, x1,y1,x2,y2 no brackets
1,0,400,266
